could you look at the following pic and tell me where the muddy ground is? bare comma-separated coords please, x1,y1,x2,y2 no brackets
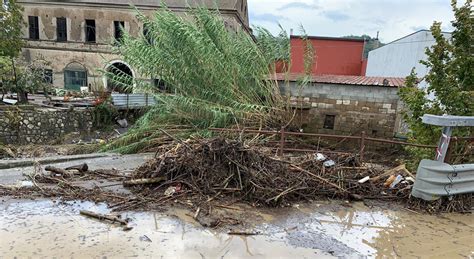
0,197,472,258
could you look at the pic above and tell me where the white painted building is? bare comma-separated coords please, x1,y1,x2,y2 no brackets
366,30,452,85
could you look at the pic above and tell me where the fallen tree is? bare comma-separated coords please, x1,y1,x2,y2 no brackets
104,6,288,154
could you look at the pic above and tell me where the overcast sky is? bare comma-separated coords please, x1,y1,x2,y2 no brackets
248,0,456,42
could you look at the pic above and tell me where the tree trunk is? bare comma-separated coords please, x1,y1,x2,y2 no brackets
10,58,28,104
1,81,4,101
18,90,28,103
11,58,18,88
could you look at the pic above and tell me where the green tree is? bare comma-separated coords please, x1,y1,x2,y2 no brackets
0,0,25,57
0,0,41,103
398,0,473,164
0,56,12,99
253,25,290,62
0,57,51,101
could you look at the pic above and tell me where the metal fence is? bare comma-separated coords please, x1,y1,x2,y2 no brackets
111,93,156,110
209,127,473,163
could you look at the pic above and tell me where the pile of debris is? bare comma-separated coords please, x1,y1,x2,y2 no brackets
128,138,413,206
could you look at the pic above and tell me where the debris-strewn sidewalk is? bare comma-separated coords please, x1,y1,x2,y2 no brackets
0,153,153,185
0,153,114,169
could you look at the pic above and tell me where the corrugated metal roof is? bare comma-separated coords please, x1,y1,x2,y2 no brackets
271,73,406,87
290,35,366,42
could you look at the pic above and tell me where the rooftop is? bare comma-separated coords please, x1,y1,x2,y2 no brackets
17,0,241,9
290,35,366,42
272,73,406,87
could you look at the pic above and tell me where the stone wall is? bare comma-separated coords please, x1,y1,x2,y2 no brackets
0,107,92,145
281,82,402,138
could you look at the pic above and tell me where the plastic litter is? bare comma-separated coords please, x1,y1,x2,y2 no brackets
358,176,370,184
384,175,396,187
315,153,326,162
117,118,128,128
323,160,335,167
164,186,177,197
19,180,34,188
390,175,404,189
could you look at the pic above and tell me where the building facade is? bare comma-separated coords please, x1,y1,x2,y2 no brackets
18,0,249,91
289,35,367,76
366,30,452,85
275,74,405,138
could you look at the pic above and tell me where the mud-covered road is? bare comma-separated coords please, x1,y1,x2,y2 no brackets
0,198,472,258
0,153,472,258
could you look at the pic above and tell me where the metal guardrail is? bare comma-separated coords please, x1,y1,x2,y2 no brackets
111,93,156,109
411,159,474,201
422,114,474,127
422,114,474,162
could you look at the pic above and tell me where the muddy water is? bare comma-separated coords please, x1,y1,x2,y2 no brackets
0,199,330,258
288,202,473,258
0,199,472,258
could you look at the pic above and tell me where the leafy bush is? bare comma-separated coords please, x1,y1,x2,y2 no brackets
92,100,118,129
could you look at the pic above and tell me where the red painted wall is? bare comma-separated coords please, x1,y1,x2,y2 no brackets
290,36,366,76
274,60,289,73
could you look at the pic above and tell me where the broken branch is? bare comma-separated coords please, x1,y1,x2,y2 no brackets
123,176,166,186
65,163,89,173
228,230,260,236
290,164,348,193
80,210,128,225
44,166,70,176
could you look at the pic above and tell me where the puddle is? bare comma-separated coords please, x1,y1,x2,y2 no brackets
280,202,473,258
0,199,472,258
0,199,331,258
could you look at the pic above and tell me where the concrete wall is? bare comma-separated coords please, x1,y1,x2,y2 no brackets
281,82,402,138
366,30,452,84
0,108,92,145
18,0,249,90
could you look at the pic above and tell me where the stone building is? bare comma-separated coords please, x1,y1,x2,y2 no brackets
17,0,249,91
275,74,406,138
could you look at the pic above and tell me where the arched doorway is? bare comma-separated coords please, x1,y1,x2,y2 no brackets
64,62,88,91
105,61,134,93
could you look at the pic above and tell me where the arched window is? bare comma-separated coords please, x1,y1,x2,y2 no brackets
106,61,134,93
64,62,87,91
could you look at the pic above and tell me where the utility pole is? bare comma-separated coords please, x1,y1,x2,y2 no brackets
375,31,380,48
